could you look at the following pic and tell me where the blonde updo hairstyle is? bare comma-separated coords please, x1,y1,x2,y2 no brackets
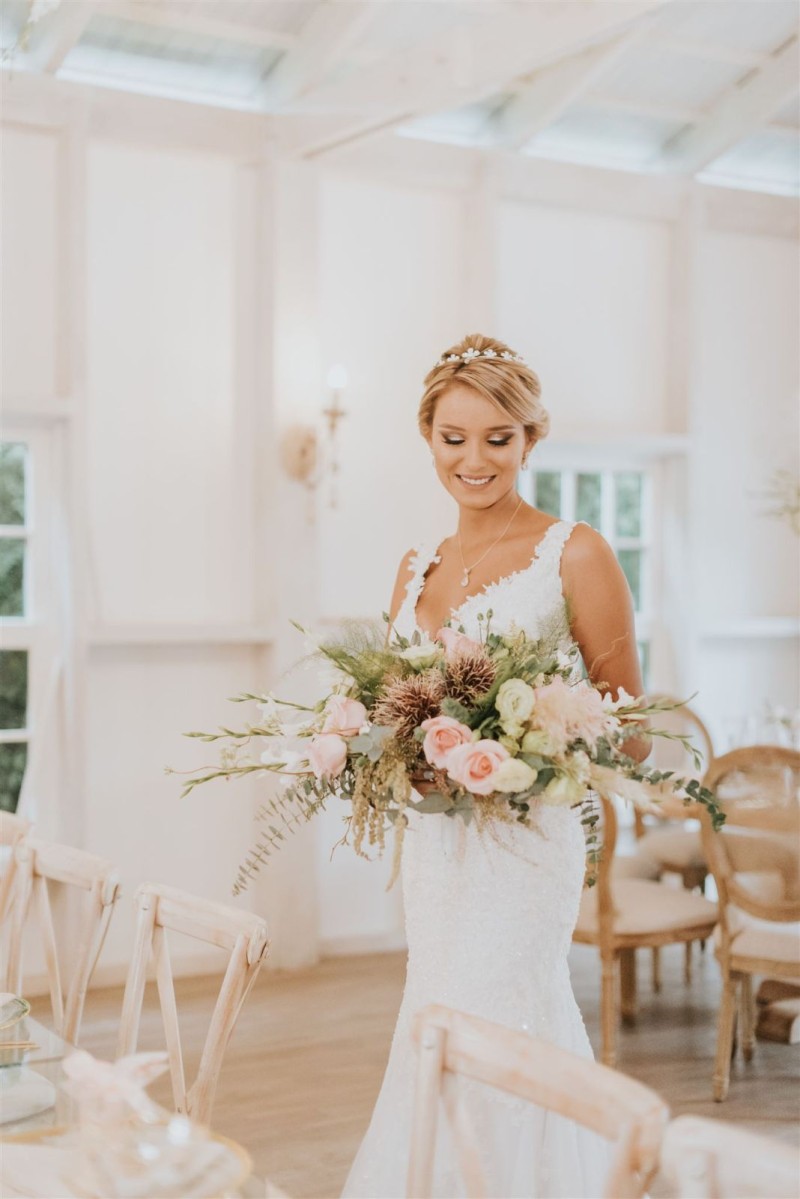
418,333,550,446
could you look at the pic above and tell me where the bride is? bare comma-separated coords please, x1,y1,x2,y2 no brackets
341,334,649,1199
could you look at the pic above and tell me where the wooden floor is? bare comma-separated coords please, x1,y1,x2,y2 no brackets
78,944,800,1199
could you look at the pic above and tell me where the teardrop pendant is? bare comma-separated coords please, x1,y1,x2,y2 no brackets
461,571,470,587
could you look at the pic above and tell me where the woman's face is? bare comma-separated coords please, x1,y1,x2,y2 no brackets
428,383,533,509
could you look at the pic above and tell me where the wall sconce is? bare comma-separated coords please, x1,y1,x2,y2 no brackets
279,364,348,511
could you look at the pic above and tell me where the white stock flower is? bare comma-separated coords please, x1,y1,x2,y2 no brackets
496,678,536,736
556,649,576,672
258,694,280,720
260,747,306,770
493,757,538,794
601,687,638,711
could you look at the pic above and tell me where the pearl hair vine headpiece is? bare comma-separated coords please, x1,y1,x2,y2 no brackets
434,346,528,368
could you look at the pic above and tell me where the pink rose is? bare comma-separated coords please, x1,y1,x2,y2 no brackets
420,715,473,770
322,696,367,737
435,627,483,661
308,733,348,780
445,739,509,796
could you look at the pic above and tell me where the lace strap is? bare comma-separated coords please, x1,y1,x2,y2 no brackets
534,519,578,576
401,540,442,617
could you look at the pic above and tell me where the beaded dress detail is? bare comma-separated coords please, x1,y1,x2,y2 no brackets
341,520,610,1199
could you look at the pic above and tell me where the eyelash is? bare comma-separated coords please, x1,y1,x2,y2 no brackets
442,437,512,447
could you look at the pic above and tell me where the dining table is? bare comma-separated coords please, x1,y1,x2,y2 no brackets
0,1009,281,1198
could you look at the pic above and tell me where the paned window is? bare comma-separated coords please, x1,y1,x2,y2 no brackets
0,442,31,811
522,466,652,685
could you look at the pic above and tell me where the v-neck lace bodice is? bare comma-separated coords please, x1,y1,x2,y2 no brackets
395,518,578,648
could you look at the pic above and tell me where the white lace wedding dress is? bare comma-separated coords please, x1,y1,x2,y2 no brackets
342,520,610,1199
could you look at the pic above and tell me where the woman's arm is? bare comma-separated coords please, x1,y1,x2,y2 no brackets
561,524,651,762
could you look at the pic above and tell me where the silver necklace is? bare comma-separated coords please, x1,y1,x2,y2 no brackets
457,496,524,588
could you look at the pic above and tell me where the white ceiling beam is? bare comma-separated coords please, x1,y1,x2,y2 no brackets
282,0,672,159
21,0,96,73
259,0,382,109
485,25,649,151
102,2,295,51
659,35,800,175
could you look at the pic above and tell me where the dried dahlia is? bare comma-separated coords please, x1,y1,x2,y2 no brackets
444,649,496,706
371,671,445,744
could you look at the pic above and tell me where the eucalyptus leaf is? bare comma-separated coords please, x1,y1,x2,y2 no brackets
410,792,454,814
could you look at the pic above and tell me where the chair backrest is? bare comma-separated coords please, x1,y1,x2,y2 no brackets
646,695,715,776
633,696,715,836
3,837,120,1044
700,747,800,927
408,1004,668,1199
662,1115,800,1198
117,882,270,1126
0,811,31,923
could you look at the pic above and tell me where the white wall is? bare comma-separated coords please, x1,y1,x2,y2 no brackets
497,200,674,437
2,82,797,975
86,142,254,626
692,227,799,745
0,127,59,400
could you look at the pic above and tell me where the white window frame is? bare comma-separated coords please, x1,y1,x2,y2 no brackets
520,449,662,683
0,426,56,817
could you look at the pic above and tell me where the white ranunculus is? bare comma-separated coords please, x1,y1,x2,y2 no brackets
496,678,536,736
492,757,538,794
520,728,560,756
542,774,586,807
399,640,442,670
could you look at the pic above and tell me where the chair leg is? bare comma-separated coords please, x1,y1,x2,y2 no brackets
740,974,756,1062
601,954,617,1068
684,940,693,985
620,949,637,1025
651,946,662,993
714,974,739,1102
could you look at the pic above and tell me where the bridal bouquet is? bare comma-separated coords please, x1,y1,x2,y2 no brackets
174,611,723,894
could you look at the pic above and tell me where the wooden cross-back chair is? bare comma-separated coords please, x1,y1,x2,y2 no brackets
574,794,718,1066
3,838,120,1044
117,882,270,1126
699,746,800,1101
632,695,715,854
661,1115,800,1198
0,811,31,924
407,1005,668,1199
615,697,716,992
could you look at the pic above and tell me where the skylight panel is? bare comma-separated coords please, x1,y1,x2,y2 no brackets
522,105,683,171
57,12,282,108
699,128,800,196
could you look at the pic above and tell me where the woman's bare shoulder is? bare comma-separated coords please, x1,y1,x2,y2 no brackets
563,521,617,567
561,523,624,596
